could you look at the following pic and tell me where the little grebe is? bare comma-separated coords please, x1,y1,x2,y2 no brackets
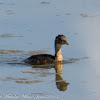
24,35,69,65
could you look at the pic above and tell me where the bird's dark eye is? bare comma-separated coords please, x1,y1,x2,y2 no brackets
61,40,65,43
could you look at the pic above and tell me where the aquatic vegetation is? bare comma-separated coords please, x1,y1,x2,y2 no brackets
0,34,12,38
0,77,42,84
69,57,88,62
0,49,47,54
66,13,71,15
22,71,56,75
9,50,24,53
28,50,47,54
0,49,23,54
5,10,15,14
22,71,56,77
0,77,27,81
16,80,43,84
80,14,88,17
22,71,37,74
41,1,50,4
0,34,23,38
0,49,6,54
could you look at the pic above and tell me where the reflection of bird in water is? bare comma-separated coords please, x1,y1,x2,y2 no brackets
24,35,69,65
32,62,70,91
54,63,69,91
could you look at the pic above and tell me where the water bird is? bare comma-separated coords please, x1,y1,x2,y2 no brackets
24,35,69,65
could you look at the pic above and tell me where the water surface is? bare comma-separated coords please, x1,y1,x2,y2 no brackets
0,0,100,100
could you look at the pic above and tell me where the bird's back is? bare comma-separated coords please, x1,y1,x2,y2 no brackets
24,54,55,65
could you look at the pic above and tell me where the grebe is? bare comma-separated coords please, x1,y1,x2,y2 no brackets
24,35,69,65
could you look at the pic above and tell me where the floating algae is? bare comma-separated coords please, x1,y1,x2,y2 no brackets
16,80,43,84
80,14,88,17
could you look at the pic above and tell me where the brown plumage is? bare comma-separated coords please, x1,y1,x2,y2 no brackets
24,35,69,65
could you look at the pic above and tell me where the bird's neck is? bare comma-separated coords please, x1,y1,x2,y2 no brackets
55,44,63,62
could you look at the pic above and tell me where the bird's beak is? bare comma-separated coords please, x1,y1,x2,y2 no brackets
65,41,69,45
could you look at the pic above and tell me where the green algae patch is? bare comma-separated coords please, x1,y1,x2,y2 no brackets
28,50,47,54
6,77,27,80
66,13,71,15
0,49,24,54
69,57,88,62
22,71,56,78
22,71,37,74
0,34,23,38
16,80,24,83
16,80,43,84
8,50,24,53
5,10,15,14
22,71,56,75
0,77,42,84
80,14,88,17
0,49,47,54
0,49,6,54
0,77,27,81
41,1,50,4
32,93,44,95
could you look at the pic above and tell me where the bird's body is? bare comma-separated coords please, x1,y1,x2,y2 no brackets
25,54,55,65
24,35,69,65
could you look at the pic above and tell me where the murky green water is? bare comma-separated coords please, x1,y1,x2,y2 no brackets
0,0,100,100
